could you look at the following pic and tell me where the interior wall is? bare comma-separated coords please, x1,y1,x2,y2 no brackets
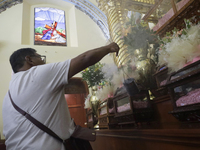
21,1,30,45
0,1,112,139
0,4,23,140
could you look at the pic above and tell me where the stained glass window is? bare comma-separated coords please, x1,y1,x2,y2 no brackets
34,7,67,46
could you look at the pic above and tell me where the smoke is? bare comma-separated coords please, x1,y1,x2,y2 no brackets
111,69,124,91
96,85,115,102
95,60,140,101
96,63,123,101
101,63,118,81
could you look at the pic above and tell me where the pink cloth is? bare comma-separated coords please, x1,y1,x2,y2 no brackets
133,101,148,109
99,107,115,115
176,88,200,107
153,0,190,31
100,109,107,115
117,103,131,113
153,9,174,31
109,107,115,114
160,79,167,86
116,101,149,112
120,84,123,88
176,0,190,11
88,118,93,122
171,75,179,81
108,93,114,98
183,56,200,67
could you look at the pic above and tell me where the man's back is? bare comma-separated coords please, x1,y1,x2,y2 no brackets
3,60,75,150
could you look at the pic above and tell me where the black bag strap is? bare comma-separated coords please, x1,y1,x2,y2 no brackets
8,90,65,144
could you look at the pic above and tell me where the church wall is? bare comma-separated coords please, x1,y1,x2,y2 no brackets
0,4,24,139
21,1,30,45
0,1,112,139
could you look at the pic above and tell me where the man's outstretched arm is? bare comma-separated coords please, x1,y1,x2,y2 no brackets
68,42,119,79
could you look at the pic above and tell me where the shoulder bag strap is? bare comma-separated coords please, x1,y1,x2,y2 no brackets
8,90,64,144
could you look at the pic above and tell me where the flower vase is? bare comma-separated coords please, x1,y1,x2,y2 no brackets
90,86,100,128
134,47,157,89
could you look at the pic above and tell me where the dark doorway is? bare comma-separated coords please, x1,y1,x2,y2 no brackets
64,77,89,127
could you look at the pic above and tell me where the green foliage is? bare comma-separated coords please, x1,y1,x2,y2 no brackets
123,25,158,50
184,18,192,29
121,13,159,54
35,27,46,34
81,62,105,88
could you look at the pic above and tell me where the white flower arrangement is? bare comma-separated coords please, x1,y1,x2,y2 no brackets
84,94,91,109
158,19,200,72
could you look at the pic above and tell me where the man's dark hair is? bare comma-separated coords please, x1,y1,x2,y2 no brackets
10,48,36,73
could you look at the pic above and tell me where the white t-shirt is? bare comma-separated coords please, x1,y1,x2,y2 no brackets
3,60,75,150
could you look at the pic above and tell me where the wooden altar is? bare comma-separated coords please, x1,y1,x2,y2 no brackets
70,1,200,149
90,128,200,150
90,1,200,149
90,94,200,150
91,63,200,149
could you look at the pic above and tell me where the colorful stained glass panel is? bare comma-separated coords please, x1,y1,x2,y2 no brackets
34,7,67,46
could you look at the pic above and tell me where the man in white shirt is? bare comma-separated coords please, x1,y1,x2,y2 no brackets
2,42,119,150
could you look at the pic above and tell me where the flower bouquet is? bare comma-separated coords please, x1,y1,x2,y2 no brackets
81,62,105,88
158,19,200,73
121,12,159,61
120,12,159,89
81,62,106,120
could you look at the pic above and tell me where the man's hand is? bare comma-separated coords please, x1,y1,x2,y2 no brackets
106,42,120,56
68,42,120,79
